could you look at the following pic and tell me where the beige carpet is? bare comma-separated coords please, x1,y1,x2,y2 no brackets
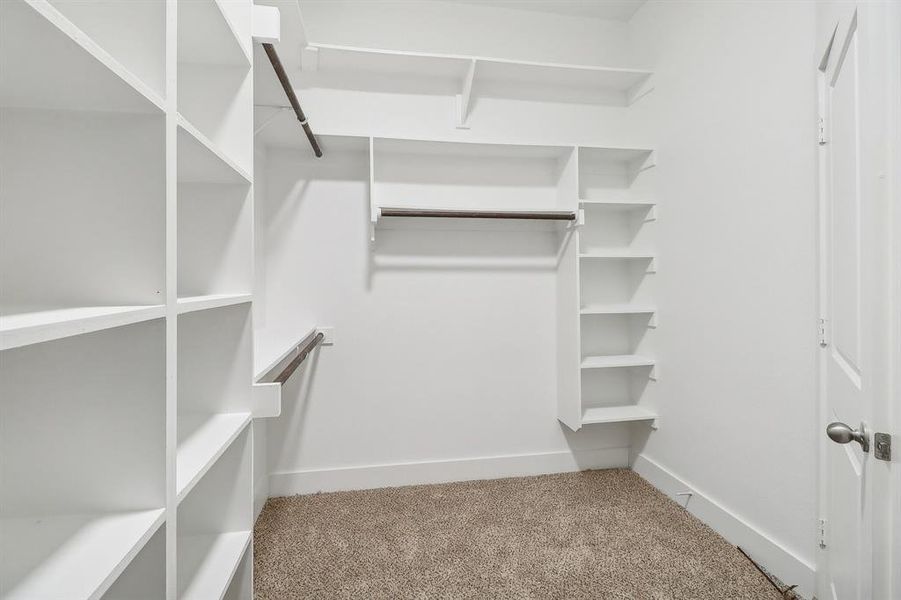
254,469,786,600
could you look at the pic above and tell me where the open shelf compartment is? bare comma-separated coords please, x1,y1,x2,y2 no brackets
177,0,252,174
0,320,166,599
177,304,253,502
178,427,252,600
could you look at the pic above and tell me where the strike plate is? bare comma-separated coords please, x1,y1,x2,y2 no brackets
874,433,891,462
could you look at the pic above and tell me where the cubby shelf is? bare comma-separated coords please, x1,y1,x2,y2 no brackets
177,294,253,315
581,354,655,369
0,0,164,114
177,531,251,600
581,405,657,425
178,115,252,184
0,305,165,351
176,412,252,502
0,508,165,600
579,303,656,315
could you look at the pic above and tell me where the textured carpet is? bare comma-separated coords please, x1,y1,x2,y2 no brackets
254,469,786,599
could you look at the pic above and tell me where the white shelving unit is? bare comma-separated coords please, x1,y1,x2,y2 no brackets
0,2,254,598
556,146,659,430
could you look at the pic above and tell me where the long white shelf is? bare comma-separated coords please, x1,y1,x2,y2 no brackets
305,43,652,101
581,354,656,369
178,531,252,600
177,115,252,185
176,412,252,502
580,303,656,315
177,294,253,315
0,0,164,114
0,508,165,600
581,405,658,425
0,305,166,351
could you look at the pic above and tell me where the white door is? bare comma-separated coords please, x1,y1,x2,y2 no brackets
817,2,897,599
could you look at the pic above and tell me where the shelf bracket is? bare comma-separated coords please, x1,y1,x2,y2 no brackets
456,59,478,129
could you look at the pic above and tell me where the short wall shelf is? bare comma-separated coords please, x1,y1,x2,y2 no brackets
579,303,656,315
581,405,657,425
177,294,253,315
581,354,656,369
0,508,165,600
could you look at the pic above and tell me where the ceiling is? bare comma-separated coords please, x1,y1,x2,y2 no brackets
448,0,646,22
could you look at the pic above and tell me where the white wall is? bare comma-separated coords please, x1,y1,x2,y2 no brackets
298,0,636,67
628,0,819,592
255,0,819,594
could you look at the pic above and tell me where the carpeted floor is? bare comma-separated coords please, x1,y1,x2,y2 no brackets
254,469,787,599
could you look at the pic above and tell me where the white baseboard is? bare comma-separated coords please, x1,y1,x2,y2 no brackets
633,454,815,599
269,446,629,496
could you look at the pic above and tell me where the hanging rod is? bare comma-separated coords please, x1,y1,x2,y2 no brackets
273,332,324,385
380,208,577,221
262,43,322,158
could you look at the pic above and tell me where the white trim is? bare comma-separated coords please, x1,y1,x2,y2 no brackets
269,447,629,496
633,454,816,600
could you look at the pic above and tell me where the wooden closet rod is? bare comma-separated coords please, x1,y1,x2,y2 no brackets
274,332,324,385
262,43,323,158
380,208,577,220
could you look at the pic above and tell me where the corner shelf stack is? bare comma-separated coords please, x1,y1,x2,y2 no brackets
556,147,659,430
0,1,254,598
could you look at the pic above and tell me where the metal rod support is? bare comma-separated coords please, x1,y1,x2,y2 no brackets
274,332,324,385
262,43,322,158
379,208,576,221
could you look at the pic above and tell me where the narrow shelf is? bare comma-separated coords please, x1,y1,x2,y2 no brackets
176,412,252,502
580,303,657,315
177,294,252,315
177,0,250,67
0,0,164,114
580,199,656,208
581,354,655,369
579,250,655,259
178,531,252,600
0,509,165,600
177,115,251,185
0,305,165,351
581,405,658,425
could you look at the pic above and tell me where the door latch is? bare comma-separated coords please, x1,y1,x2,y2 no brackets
874,433,892,462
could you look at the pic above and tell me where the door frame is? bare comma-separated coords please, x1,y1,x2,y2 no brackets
816,2,900,598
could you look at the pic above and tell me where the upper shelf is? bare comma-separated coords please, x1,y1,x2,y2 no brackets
0,0,165,114
178,0,250,67
301,43,654,121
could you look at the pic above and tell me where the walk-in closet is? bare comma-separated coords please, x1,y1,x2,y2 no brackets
1,1,898,599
